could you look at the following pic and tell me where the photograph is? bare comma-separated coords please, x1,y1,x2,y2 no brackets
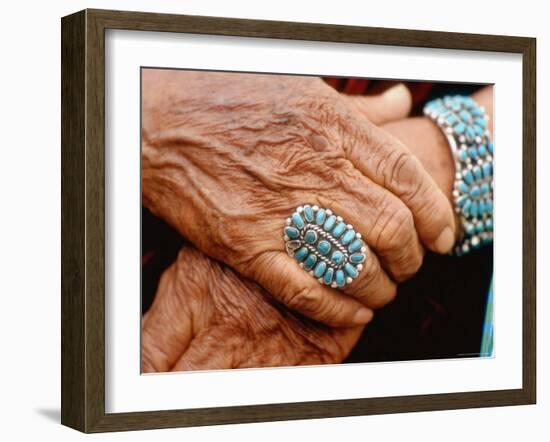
140,69,495,373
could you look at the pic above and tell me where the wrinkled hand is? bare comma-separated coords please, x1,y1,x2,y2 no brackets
142,71,456,327
142,246,364,372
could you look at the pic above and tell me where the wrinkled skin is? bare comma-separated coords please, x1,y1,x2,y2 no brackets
142,246,364,372
142,71,457,327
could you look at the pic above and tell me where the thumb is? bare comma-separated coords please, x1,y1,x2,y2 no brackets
343,83,413,125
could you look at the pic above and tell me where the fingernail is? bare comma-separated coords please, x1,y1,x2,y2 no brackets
435,226,455,253
352,308,373,325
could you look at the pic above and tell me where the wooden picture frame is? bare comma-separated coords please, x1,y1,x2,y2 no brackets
61,8,536,433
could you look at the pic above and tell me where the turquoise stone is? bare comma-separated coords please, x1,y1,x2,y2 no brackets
466,223,475,235
344,263,358,278
446,113,458,125
294,247,309,262
471,201,479,217
335,270,345,287
488,142,494,153
475,117,487,128
485,219,493,231
479,200,486,214
303,205,314,222
474,124,484,136
341,229,355,245
481,183,490,195
459,150,468,161
324,215,336,231
468,147,478,159
314,261,327,278
476,222,485,233
348,239,363,253
317,240,331,255
454,123,466,134
459,109,472,123
324,267,335,285
332,222,346,238
304,229,318,244
471,107,483,117
486,199,493,214
292,213,304,229
463,170,474,185
482,163,492,178
304,254,318,271
331,251,345,265
315,208,326,225
473,165,482,181
284,227,299,239
470,186,480,198
466,126,475,141
462,199,472,216
458,180,469,193
456,195,468,207
478,144,487,156
350,253,366,264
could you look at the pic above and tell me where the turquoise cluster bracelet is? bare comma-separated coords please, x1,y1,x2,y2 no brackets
424,95,494,255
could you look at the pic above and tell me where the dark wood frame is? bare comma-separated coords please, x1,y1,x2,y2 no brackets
61,8,536,433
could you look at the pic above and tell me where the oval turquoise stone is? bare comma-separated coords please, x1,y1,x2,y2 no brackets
331,251,344,265
476,222,485,233
284,227,299,239
481,183,490,195
304,229,318,244
323,267,334,285
446,113,458,125
292,213,304,229
341,229,355,245
304,254,318,271
459,150,468,161
478,144,487,156
479,200,486,215
315,208,326,225
470,201,479,217
465,126,475,141
458,180,469,193
454,123,466,134
335,270,345,287
475,117,487,128
294,247,309,262
473,166,482,181
456,195,469,207
470,186,480,198
474,124,484,136
350,253,366,264
314,261,327,278
463,170,474,185
344,263,358,278
468,147,478,159
332,222,346,238
303,205,314,222
482,163,492,178
324,215,336,231
462,199,472,216
348,239,363,253
317,240,331,255
466,223,475,235
459,109,471,122
488,142,494,153
485,219,493,231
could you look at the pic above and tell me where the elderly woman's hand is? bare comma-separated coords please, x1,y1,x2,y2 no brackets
142,71,456,327
142,246,364,372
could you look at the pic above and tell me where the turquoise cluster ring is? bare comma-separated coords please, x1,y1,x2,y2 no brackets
424,95,494,255
284,205,368,288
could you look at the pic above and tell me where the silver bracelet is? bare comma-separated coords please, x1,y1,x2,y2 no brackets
424,95,494,255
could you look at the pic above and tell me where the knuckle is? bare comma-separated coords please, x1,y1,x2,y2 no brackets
375,205,415,253
286,286,322,315
385,149,423,201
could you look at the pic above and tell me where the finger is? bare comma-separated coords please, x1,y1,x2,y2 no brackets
342,83,412,125
311,167,423,294
141,249,199,373
344,120,456,254
249,251,374,327
172,332,235,372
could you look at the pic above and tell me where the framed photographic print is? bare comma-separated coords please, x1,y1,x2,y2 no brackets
61,8,536,433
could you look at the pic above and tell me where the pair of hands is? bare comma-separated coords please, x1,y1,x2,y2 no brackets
141,71,485,372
